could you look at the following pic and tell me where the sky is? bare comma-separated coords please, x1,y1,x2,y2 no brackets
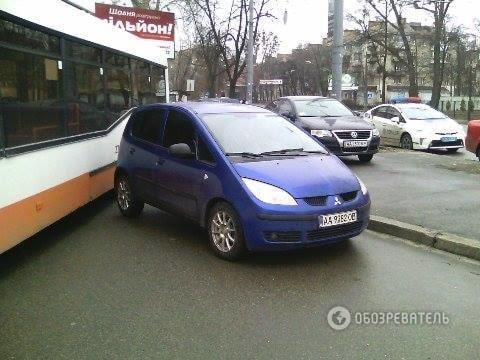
71,0,479,54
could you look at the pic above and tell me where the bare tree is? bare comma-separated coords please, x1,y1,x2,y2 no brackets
131,0,177,10
189,0,273,98
366,0,419,97
412,0,455,108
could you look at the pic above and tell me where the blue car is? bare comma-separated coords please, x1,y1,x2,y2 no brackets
115,102,370,260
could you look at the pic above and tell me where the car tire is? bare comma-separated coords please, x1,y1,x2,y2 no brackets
446,148,459,153
208,202,247,261
115,174,144,218
358,154,374,163
400,133,413,150
477,148,480,161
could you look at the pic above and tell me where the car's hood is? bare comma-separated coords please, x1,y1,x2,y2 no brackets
409,118,463,133
233,155,360,198
299,115,373,131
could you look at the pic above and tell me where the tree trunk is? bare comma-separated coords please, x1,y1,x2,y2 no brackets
228,77,237,98
430,14,444,109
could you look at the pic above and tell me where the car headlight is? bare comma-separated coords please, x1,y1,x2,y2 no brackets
242,178,298,205
355,175,368,195
311,129,333,137
372,128,380,136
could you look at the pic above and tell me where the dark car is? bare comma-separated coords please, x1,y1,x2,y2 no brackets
269,96,381,162
114,102,370,260
199,97,241,103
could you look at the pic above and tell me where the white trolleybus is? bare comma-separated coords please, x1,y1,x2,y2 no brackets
0,0,169,253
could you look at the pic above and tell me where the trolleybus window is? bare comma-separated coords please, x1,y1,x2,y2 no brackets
64,62,107,135
0,48,63,147
0,18,60,54
65,40,102,63
0,15,167,154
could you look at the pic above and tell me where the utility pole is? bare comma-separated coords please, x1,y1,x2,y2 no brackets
246,0,254,104
332,0,344,101
364,52,369,111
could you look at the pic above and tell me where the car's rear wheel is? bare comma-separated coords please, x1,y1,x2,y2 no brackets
358,154,374,163
115,174,144,217
446,148,459,153
477,147,480,161
400,133,413,150
208,202,246,261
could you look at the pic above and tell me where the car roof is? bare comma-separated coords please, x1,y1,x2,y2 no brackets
281,96,330,101
138,102,271,115
395,103,430,109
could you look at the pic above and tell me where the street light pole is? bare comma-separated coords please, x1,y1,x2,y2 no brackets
246,0,254,103
332,0,344,101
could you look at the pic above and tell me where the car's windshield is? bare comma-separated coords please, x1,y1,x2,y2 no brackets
293,99,354,117
201,113,327,155
399,105,448,120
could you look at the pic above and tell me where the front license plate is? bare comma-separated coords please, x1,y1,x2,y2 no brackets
319,210,357,228
441,136,457,142
343,140,368,148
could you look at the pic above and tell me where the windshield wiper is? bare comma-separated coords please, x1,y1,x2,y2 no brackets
260,148,305,156
225,152,263,158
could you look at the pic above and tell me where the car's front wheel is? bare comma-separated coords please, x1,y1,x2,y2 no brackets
208,202,246,261
358,154,374,163
400,133,413,150
115,174,144,217
477,147,480,161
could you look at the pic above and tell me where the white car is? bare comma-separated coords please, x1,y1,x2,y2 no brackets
364,103,466,152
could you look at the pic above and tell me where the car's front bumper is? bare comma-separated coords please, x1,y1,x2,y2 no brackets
241,196,371,252
315,135,381,156
412,134,465,150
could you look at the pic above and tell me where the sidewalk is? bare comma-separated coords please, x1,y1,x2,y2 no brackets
347,147,480,241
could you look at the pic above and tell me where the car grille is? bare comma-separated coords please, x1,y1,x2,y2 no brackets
306,221,363,241
334,130,371,140
304,196,328,206
341,146,369,153
340,191,358,202
430,139,463,147
264,231,302,242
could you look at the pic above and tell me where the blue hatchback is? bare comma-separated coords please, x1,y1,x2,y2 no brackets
115,102,370,260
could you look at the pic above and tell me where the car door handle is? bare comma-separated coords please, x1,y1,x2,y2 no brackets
129,147,135,155
156,158,165,166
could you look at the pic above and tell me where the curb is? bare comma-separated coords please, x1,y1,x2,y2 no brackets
367,215,480,262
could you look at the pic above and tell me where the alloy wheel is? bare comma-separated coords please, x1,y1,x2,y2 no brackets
211,211,236,252
117,178,131,211
401,135,413,150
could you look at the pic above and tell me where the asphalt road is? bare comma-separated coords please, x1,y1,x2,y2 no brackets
346,146,480,241
1,196,479,359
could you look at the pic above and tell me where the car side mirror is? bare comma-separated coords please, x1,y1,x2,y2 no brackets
391,116,400,124
168,143,194,159
353,111,361,116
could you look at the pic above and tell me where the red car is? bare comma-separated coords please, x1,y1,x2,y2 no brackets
466,120,480,160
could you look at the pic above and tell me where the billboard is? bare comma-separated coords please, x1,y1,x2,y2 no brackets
94,3,175,58
259,79,283,85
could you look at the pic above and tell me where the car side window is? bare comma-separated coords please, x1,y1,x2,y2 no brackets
196,135,216,164
131,109,165,145
163,110,195,150
278,100,292,115
386,107,401,119
377,106,391,119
